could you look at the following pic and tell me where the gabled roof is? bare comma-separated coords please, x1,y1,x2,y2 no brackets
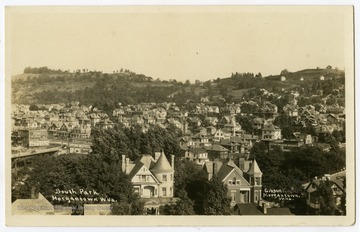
205,144,229,152
235,203,263,215
128,161,146,179
12,193,54,215
217,159,244,182
135,154,155,169
150,152,173,174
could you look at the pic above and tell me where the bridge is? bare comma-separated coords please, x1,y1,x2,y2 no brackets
11,146,62,168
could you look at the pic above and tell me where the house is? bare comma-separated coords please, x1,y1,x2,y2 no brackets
47,122,62,138
252,117,265,130
218,116,236,128
204,117,219,127
303,171,346,215
233,203,293,215
280,76,286,81
77,115,91,126
227,104,241,115
68,141,92,154
191,133,210,147
18,128,49,147
113,108,125,117
268,139,304,152
206,126,217,136
206,144,229,160
179,136,195,147
203,158,263,207
69,125,91,139
283,104,299,118
212,128,231,142
319,75,325,81
96,118,115,129
58,123,76,138
12,192,54,215
88,113,101,126
208,106,220,114
188,117,202,130
220,139,241,154
261,124,282,141
121,152,175,215
44,112,59,123
223,120,242,136
183,148,209,166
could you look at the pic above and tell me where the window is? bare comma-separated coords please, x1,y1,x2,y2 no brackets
232,177,236,185
236,180,240,185
162,175,167,182
170,174,173,181
162,187,167,197
141,175,146,182
249,177,253,185
255,177,261,185
228,180,232,185
170,187,173,196
231,191,236,202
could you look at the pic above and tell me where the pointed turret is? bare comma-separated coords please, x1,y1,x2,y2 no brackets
247,159,263,175
150,151,174,198
247,159,263,203
151,151,173,174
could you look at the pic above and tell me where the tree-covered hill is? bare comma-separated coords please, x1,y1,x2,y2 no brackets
11,66,345,110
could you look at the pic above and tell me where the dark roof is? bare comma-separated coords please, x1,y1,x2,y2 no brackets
235,203,294,215
128,161,145,179
235,203,263,215
205,144,229,152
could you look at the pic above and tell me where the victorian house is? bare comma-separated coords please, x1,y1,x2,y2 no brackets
121,152,176,215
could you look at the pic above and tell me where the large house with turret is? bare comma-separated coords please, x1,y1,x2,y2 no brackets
203,158,263,207
121,151,176,215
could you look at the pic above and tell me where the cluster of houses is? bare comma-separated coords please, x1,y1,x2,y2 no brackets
11,102,115,154
11,91,345,158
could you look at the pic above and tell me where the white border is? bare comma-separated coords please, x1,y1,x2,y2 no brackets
0,0,359,232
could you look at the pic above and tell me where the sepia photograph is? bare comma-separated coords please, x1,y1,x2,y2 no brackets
3,4,356,227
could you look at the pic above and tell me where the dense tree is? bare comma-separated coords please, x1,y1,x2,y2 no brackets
204,176,231,215
159,190,195,215
317,180,336,215
236,115,253,134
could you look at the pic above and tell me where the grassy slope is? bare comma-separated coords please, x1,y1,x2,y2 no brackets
11,68,344,104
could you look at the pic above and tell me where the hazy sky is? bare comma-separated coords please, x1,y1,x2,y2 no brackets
6,6,352,82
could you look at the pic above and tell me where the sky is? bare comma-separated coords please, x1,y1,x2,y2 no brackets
6,6,352,82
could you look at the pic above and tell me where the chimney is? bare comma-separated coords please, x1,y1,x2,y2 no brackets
239,158,245,171
125,158,130,174
171,155,175,168
31,186,36,199
262,202,268,215
155,152,161,161
212,162,218,178
121,155,126,173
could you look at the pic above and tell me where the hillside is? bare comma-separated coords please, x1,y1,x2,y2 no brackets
11,67,345,114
